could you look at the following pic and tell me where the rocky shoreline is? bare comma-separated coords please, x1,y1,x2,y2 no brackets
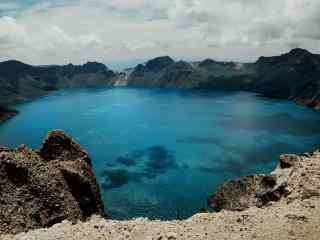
0,107,18,123
0,130,320,239
0,48,320,238
1,148,320,239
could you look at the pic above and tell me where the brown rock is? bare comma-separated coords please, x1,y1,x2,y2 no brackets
40,130,91,165
208,175,276,211
208,153,295,211
0,130,104,235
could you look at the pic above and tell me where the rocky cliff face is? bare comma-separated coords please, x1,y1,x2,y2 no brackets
126,48,320,110
126,56,255,89
253,49,320,106
0,130,104,235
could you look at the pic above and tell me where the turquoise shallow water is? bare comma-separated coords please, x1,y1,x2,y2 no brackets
0,87,320,220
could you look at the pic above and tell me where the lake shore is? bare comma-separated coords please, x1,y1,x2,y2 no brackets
0,107,18,123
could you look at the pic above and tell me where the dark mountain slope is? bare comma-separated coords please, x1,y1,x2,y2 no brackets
127,56,255,89
1,48,320,118
126,48,320,110
127,56,177,87
250,48,320,109
0,61,120,106
144,56,175,72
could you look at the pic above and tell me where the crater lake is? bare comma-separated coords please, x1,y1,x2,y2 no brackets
0,87,319,219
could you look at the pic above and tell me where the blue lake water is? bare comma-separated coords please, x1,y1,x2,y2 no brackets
0,87,320,220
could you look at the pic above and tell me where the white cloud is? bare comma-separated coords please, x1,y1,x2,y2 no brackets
0,16,26,51
0,0,319,67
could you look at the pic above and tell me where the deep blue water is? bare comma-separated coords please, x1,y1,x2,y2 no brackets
0,87,320,220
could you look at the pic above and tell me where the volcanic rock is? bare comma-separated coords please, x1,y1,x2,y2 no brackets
0,130,104,235
208,153,306,211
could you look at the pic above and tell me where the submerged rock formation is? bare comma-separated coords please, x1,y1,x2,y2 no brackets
0,130,104,235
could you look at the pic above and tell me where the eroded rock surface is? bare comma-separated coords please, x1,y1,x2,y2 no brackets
0,130,104,235
208,152,318,212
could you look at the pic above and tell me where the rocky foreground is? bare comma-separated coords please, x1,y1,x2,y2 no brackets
2,197,319,240
0,130,104,235
1,132,320,239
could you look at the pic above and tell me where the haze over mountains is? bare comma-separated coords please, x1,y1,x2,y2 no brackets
0,48,320,114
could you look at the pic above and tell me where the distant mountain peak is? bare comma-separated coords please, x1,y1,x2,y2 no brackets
288,48,311,55
0,60,31,67
256,48,314,66
145,56,175,72
198,59,218,68
0,60,33,77
147,56,174,62
82,61,109,72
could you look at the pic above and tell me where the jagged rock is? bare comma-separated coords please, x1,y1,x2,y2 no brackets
208,151,320,212
0,130,104,235
40,130,91,164
208,154,301,211
208,175,278,211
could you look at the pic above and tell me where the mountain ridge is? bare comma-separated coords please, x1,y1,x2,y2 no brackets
0,60,121,107
126,48,320,110
1,48,320,123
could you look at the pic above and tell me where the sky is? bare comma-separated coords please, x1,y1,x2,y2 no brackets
0,0,320,70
